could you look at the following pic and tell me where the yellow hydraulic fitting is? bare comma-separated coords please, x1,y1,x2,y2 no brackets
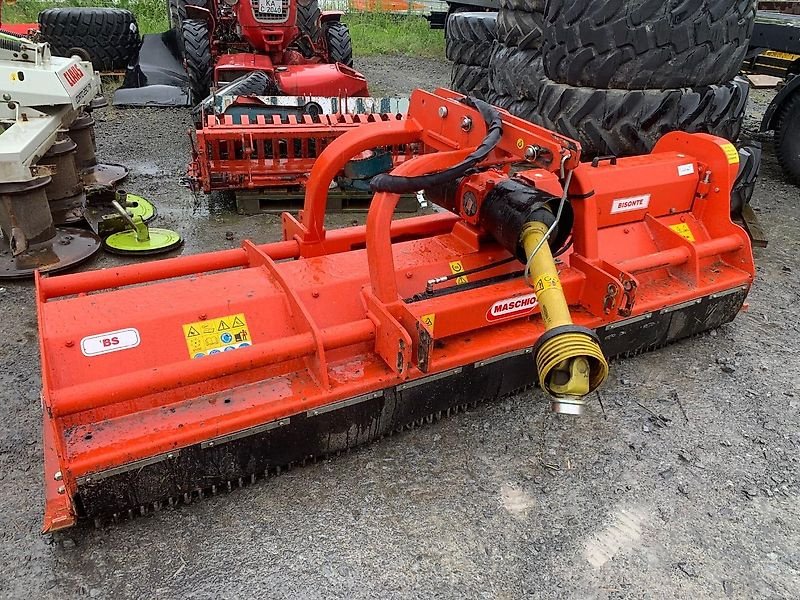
521,221,609,414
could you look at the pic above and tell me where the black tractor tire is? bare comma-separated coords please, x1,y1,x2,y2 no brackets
500,0,546,11
775,91,800,185
488,43,544,102
445,12,496,68
296,0,323,45
324,22,353,67
543,0,757,90
450,63,490,100
496,7,544,50
168,0,207,30
38,8,140,72
182,19,213,101
507,76,750,158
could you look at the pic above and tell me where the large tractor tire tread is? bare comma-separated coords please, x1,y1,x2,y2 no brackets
451,63,490,99
38,7,140,72
445,12,497,67
324,21,353,67
519,76,750,158
543,0,757,89
182,19,213,102
775,91,800,185
499,0,546,12
496,7,544,49
168,0,207,30
296,0,323,45
489,43,544,102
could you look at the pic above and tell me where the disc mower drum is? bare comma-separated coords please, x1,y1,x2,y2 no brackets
38,8,141,72
542,0,758,90
103,228,182,255
0,177,101,280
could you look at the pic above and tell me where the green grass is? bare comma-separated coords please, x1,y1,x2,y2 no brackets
3,2,444,57
344,12,444,58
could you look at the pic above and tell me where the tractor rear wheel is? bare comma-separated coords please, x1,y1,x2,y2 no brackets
181,19,213,101
38,8,141,71
775,91,800,185
296,0,323,45
325,22,353,68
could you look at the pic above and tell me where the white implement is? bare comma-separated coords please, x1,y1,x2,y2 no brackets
0,33,101,182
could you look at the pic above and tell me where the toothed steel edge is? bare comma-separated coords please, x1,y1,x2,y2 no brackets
710,285,748,300
77,451,181,485
475,347,533,368
604,313,652,330
200,418,290,449
307,391,384,417
660,298,702,314
396,367,463,391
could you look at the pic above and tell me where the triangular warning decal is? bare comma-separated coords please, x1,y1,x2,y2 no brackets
231,316,246,328
187,326,200,337
217,320,230,331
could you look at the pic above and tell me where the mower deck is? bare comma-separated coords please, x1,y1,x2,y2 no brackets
37,90,755,531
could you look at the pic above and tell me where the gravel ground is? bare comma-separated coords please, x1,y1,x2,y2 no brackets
1,55,799,599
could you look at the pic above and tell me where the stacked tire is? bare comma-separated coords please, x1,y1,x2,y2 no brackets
488,0,545,110
38,8,141,72
484,0,757,158
446,12,497,101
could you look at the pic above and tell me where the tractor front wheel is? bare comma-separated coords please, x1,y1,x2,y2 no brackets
181,19,213,102
296,0,322,45
324,22,353,68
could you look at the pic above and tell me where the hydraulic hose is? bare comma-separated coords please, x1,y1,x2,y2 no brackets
369,96,502,194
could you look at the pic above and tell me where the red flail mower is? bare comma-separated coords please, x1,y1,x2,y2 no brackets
37,90,754,531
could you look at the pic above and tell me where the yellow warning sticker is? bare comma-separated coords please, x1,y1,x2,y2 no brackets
720,143,740,165
421,313,436,335
183,313,252,359
532,274,562,295
669,223,696,243
449,261,469,284
516,138,525,150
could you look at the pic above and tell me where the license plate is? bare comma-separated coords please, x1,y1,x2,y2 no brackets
258,0,282,14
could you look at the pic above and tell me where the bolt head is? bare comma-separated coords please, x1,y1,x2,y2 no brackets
460,116,472,131
438,106,448,118
54,471,63,481
57,486,66,495
524,145,538,160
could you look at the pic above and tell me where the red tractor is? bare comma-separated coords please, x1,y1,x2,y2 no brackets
172,0,368,101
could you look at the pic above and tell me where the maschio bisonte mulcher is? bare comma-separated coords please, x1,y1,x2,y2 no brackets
37,90,755,531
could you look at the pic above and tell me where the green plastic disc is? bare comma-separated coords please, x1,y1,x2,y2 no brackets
103,228,183,255
125,194,157,223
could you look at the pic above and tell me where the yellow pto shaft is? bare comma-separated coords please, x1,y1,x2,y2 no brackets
521,222,609,414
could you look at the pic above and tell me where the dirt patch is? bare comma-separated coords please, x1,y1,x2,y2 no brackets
0,57,798,600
